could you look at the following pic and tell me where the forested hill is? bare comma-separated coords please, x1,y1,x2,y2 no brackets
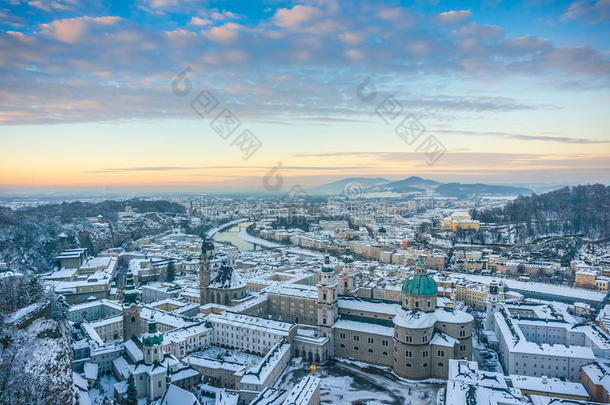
17,198,185,221
0,199,186,273
472,184,610,240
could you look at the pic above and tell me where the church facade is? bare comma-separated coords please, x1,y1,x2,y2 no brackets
330,256,473,379
196,241,473,380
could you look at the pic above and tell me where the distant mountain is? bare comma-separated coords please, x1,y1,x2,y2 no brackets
379,176,440,193
435,183,532,199
310,176,532,198
308,177,389,195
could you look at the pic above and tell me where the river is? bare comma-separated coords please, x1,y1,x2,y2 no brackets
212,222,254,251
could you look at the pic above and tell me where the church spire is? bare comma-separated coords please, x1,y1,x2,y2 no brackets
123,272,138,305
200,234,214,306
415,256,427,275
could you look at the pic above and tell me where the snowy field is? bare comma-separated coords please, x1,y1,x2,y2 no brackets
276,359,442,405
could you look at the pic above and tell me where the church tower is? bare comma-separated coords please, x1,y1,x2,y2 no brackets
199,236,214,306
122,271,141,341
486,281,500,330
142,316,164,364
339,247,356,294
317,254,338,345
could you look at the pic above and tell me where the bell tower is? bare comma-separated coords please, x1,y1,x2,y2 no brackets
317,254,338,345
486,281,500,330
142,316,164,364
122,271,141,341
339,247,356,294
199,236,214,306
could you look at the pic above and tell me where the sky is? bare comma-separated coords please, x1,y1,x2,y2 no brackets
0,0,609,194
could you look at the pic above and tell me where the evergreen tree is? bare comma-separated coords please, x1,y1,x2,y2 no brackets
166,260,175,282
126,374,137,405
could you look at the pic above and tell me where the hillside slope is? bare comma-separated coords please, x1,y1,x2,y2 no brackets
472,184,609,240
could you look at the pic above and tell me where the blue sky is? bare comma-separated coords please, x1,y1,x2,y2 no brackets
0,0,609,192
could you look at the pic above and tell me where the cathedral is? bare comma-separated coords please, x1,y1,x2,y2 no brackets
330,256,474,379
199,237,247,306
195,239,473,380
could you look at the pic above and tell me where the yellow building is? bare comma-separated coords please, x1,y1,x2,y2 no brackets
575,270,598,289
595,277,610,291
442,211,480,232
453,281,504,310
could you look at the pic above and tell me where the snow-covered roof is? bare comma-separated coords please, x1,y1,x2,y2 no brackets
83,362,98,381
509,375,588,397
160,384,200,405
338,298,400,316
208,312,295,336
249,387,286,405
581,362,610,391
112,356,133,380
208,265,246,290
333,319,394,337
124,338,143,363
431,331,459,347
282,375,320,405
241,342,291,386
162,322,212,345
448,360,506,388
446,380,527,405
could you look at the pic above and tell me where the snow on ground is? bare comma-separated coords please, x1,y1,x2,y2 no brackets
283,247,324,258
88,374,118,404
577,241,610,265
449,272,605,302
193,346,262,366
276,359,442,405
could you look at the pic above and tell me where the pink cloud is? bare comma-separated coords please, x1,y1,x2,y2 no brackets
339,31,364,45
41,16,122,43
273,5,320,28
189,16,211,26
203,23,242,42
345,49,364,61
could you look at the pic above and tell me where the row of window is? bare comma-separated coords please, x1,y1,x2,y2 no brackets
404,335,428,343
398,361,444,368
339,344,388,356
338,333,390,346
404,299,432,308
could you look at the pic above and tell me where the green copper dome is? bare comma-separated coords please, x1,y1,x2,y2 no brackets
142,333,163,347
402,274,438,297
321,255,334,273
142,317,163,346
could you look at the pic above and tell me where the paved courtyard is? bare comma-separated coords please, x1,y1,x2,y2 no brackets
276,359,443,405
